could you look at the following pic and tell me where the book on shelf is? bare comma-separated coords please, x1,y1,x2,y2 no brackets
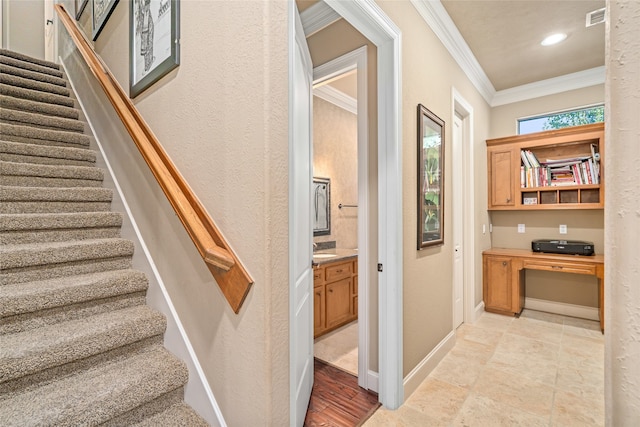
521,151,600,188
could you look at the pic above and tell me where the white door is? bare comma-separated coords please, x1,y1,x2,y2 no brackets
289,5,314,426
44,0,56,62
452,114,464,328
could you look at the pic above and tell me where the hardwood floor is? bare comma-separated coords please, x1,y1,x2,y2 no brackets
304,359,380,427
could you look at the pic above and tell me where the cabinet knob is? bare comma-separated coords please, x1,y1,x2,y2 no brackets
336,269,343,273
502,261,507,266
506,198,511,202
315,291,321,296
329,289,333,293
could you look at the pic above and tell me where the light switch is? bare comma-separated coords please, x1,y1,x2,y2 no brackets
482,224,486,234
518,224,525,233
560,224,567,234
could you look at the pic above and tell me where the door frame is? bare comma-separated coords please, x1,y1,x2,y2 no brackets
452,112,464,329
312,45,372,390
452,88,476,324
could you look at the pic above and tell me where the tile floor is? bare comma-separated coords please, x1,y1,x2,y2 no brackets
363,310,604,426
314,321,359,376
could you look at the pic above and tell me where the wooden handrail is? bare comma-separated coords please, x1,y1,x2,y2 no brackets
55,4,253,313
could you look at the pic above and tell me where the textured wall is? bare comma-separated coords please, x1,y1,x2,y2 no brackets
58,1,291,424
605,0,640,422
313,96,358,249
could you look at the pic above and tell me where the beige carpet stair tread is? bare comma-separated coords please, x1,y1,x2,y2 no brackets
0,346,188,427
0,49,61,73
0,160,103,181
0,123,90,147
0,83,75,108
0,238,134,270
131,402,210,427
0,63,67,88
0,305,166,383
0,108,84,133
0,185,112,202
0,73,70,97
0,211,122,231
0,269,147,317
0,95,79,120
0,140,96,165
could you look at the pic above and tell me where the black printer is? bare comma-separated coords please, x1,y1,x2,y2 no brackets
531,239,594,256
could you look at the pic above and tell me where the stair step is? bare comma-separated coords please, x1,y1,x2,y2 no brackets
0,212,122,244
0,269,147,318
0,238,133,270
0,50,63,78
0,346,188,426
0,63,67,88
0,185,112,214
0,72,70,98
0,83,75,108
0,140,96,167
0,95,79,120
131,402,210,427
0,160,103,188
0,108,84,133
0,49,61,73
0,123,90,148
0,305,165,385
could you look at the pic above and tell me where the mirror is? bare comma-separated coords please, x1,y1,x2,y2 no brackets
313,177,331,236
417,104,445,249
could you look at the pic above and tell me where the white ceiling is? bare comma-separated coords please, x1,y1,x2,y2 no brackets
441,0,605,91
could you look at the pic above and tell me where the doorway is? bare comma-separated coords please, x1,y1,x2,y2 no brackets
311,46,368,387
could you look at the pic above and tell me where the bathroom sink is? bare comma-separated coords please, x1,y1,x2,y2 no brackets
313,253,337,259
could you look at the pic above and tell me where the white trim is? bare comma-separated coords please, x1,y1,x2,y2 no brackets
299,0,341,38
525,297,599,321
403,331,455,399
312,45,370,391
367,370,379,393
324,0,404,409
474,301,486,322
492,66,606,107
452,88,476,327
314,83,357,114
60,60,226,427
411,0,494,105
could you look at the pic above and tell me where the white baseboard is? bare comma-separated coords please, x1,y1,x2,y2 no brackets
367,370,379,393
473,301,485,323
525,297,599,321
403,331,456,400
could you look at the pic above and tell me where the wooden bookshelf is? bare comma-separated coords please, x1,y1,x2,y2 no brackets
486,123,604,210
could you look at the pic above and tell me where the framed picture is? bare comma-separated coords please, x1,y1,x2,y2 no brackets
313,177,331,236
417,104,445,249
76,0,89,20
130,0,180,98
91,0,119,40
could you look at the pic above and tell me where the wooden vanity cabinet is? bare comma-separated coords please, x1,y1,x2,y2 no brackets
483,255,517,314
313,258,358,338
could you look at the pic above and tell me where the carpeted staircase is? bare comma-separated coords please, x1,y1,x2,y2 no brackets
0,49,210,426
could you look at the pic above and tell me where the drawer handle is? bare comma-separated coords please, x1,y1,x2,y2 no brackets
335,269,343,273
552,265,563,269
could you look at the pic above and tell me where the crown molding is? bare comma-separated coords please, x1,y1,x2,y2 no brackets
410,0,495,105
299,1,341,37
491,66,606,106
314,85,358,115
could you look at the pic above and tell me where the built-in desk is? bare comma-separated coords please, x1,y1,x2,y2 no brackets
482,248,605,332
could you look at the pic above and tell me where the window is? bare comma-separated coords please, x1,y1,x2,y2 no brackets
518,104,604,135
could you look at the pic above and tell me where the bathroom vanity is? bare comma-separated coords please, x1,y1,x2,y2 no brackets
312,250,358,338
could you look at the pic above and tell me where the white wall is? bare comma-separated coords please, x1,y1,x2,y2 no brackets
4,0,44,59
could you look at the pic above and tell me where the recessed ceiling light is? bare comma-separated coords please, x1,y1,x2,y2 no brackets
541,33,567,46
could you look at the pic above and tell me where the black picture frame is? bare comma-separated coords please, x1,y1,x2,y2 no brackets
417,104,445,249
91,0,119,41
75,0,89,20
130,0,180,98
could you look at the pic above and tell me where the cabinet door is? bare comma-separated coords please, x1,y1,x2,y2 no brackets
484,256,513,312
489,149,515,208
314,286,325,337
325,278,353,329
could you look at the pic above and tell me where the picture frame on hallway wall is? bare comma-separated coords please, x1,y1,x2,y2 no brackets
75,0,89,20
91,0,119,40
129,0,180,98
417,104,445,249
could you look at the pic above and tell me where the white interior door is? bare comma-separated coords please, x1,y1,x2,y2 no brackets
289,4,314,426
44,0,56,62
452,114,464,328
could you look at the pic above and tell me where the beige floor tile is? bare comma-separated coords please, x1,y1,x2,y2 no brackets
520,309,566,325
507,316,564,344
559,334,604,368
334,347,358,376
456,323,504,348
404,377,469,423
474,312,515,331
563,315,601,331
314,321,358,374
552,389,604,426
449,337,496,365
487,333,560,384
556,358,604,400
452,393,549,426
494,332,560,362
429,352,485,389
362,405,446,427
472,366,555,417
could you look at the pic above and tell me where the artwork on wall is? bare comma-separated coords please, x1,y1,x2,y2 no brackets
417,104,445,249
91,0,119,40
76,0,89,20
130,0,180,98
